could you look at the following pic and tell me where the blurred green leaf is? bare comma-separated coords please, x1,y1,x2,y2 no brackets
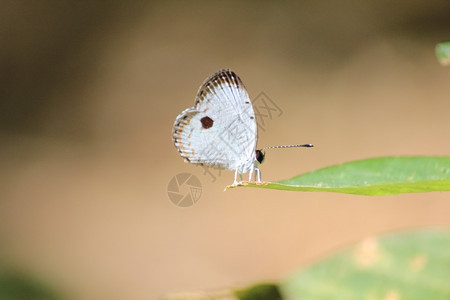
161,283,281,300
281,229,450,300
436,41,450,66
0,270,62,300
229,156,450,195
234,283,281,300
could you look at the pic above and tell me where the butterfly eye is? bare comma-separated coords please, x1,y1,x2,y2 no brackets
255,149,265,164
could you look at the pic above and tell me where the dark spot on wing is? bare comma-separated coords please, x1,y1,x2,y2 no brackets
201,116,214,129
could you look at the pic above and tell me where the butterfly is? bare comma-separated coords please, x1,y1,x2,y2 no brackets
172,69,313,186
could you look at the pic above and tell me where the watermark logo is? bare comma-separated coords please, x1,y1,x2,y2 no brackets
196,92,283,182
172,92,283,185
167,173,202,207
252,92,283,132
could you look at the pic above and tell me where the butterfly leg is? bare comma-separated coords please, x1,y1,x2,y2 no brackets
232,170,243,186
248,167,254,183
254,167,261,183
247,166,261,183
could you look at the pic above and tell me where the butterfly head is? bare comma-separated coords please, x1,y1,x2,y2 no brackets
255,149,265,164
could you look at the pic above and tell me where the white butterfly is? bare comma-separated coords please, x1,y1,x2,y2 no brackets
172,69,312,186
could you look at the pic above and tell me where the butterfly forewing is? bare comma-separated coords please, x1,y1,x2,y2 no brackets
172,70,258,173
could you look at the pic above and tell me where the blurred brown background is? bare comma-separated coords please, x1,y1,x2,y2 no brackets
1,1,450,299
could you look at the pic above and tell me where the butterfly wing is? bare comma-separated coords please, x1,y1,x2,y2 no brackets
172,69,257,172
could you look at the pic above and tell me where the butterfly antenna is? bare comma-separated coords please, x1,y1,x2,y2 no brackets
261,144,314,150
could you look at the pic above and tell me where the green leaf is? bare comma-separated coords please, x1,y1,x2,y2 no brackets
228,156,450,195
0,270,62,300
280,229,450,300
234,283,282,300
161,283,281,300
436,41,450,66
